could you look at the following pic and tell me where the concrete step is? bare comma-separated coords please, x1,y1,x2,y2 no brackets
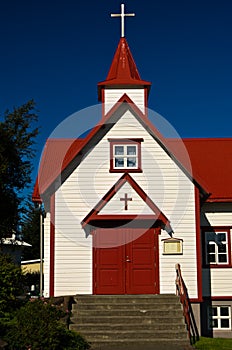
73,302,182,311
70,322,186,332
74,294,180,304
79,329,188,341
72,308,183,317
88,339,192,350
70,315,185,325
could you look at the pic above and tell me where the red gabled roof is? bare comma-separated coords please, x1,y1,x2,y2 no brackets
98,38,151,100
183,138,232,202
32,96,232,204
32,139,84,202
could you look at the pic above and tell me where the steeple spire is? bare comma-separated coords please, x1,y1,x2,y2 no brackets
111,4,135,38
98,38,151,101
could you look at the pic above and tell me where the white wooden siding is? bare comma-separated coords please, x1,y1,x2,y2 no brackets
43,213,51,298
53,110,198,298
202,266,232,297
201,204,232,297
201,203,232,227
104,89,145,114
205,213,232,227
100,181,154,215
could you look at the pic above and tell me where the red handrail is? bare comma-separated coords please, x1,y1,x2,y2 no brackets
175,263,199,344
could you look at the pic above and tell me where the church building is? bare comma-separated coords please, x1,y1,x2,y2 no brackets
33,4,232,338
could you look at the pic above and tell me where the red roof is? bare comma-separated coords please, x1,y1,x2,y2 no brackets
32,139,84,202
98,38,151,100
183,138,232,202
32,108,232,204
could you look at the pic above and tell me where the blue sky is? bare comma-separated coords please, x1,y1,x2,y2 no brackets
1,0,232,192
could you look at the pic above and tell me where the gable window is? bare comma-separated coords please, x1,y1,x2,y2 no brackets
208,306,231,330
203,228,231,267
108,139,143,173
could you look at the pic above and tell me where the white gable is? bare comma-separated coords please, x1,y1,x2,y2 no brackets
99,180,154,215
104,89,145,114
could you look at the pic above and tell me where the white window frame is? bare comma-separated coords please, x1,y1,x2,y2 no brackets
208,306,231,330
205,231,229,265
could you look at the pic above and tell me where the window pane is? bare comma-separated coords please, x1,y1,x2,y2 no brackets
221,319,230,328
127,146,136,155
208,254,216,263
206,232,215,241
212,319,218,328
218,254,227,263
220,307,229,317
115,146,124,155
211,307,218,317
217,233,226,242
127,157,136,168
115,157,124,167
207,244,215,253
218,244,227,253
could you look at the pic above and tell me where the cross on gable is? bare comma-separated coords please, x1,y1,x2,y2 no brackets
120,193,132,210
111,3,135,38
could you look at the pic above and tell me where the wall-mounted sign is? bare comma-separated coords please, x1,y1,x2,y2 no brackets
162,237,183,255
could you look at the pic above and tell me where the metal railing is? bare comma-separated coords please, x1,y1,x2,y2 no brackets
175,263,199,344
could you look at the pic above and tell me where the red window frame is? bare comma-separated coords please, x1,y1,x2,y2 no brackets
202,227,232,268
108,138,143,173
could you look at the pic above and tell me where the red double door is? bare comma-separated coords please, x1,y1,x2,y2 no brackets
93,228,159,295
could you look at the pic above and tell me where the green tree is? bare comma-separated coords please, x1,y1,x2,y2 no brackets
0,254,23,315
0,100,39,239
21,200,41,261
5,299,90,350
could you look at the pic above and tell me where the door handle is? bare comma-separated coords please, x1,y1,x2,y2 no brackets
126,256,131,262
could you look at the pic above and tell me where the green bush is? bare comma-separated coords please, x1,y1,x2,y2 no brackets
0,254,23,314
4,299,89,350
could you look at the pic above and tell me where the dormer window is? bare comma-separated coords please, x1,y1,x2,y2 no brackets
108,138,143,173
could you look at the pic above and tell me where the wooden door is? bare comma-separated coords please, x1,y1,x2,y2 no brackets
93,228,159,294
126,229,157,294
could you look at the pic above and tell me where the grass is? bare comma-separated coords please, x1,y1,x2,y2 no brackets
193,337,232,350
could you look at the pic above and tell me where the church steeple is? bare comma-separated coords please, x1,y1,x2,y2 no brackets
98,4,151,113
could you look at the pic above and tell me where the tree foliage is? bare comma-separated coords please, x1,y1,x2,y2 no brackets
0,254,23,315
0,100,39,239
21,200,41,260
5,299,90,350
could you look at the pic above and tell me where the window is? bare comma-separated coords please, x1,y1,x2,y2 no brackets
208,306,231,330
204,229,231,266
108,139,143,172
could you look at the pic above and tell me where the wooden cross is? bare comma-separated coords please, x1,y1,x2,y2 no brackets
111,4,135,38
120,193,132,210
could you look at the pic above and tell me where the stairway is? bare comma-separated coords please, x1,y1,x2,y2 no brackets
70,294,190,349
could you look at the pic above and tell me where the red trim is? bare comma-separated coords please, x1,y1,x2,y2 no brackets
108,138,144,142
189,298,203,303
202,227,232,268
88,215,164,221
195,187,203,302
82,173,172,232
155,228,160,293
203,296,232,301
49,194,55,297
109,138,143,173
